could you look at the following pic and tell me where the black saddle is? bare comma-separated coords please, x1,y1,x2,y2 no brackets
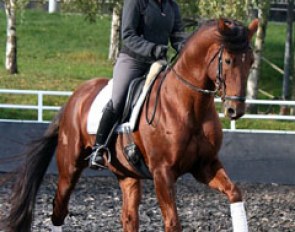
121,76,146,124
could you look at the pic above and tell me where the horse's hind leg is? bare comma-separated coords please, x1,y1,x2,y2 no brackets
192,158,248,232
118,177,141,232
51,143,85,231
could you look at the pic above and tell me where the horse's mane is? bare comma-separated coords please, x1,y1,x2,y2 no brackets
186,19,250,53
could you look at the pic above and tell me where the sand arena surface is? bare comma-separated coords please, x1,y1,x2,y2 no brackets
0,174,294,231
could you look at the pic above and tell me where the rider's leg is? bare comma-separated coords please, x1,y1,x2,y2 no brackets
89,53,149,169
89,99,118,168
111,53,150,112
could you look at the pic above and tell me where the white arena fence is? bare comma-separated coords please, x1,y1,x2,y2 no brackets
1,89,295,134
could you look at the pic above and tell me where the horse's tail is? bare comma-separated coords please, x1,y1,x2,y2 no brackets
0,108,63,232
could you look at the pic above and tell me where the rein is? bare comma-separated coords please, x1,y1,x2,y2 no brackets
145,66,168,125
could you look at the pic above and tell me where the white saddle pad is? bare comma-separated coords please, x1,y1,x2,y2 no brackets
87,79,113,134
86,77,145,135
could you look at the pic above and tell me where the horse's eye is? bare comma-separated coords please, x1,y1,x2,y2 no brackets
225,58,231,65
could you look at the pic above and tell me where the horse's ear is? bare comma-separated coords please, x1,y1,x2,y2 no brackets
248,18,259,40
218,18,231,35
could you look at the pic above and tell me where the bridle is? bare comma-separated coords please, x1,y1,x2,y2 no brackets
171,45,246,102
145,45,247,125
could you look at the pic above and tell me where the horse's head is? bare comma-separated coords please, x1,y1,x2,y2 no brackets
206,18,258,119
173,18,258,119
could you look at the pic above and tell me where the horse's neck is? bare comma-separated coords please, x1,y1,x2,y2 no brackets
172,52,214,99
175,42,213,83
171,51,215,119
163,65,215,122
176,27,217,82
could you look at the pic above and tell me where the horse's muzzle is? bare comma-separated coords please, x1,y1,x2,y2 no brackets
224,99,246,120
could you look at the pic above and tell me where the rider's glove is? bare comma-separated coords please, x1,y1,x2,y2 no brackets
152,45,168,60
177,42,185,53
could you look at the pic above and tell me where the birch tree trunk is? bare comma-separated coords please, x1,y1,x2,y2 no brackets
108,3,122,63
281,0,294,115
246,1,270,113
5,0,18,74
48,0,58,13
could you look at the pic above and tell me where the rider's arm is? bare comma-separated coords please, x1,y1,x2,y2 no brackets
121,0,156,59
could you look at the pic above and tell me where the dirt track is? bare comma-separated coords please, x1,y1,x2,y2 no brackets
0,174,294,232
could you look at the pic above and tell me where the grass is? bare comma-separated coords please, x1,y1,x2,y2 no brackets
0,10,294,130
0,10,114,120
0,10,113,91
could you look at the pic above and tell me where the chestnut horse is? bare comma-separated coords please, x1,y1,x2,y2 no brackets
2,18,258,232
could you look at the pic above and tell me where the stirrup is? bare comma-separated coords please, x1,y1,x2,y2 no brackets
87,145,111,169
89,146,106,169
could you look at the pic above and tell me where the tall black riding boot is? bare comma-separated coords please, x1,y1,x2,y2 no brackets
89,100,118,169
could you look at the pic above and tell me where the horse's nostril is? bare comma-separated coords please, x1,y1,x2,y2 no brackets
225,107,236,118
227,108,235,115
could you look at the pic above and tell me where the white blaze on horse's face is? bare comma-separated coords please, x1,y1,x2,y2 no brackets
223,48,254,120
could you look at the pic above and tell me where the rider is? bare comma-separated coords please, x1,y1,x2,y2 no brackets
89,0,186,168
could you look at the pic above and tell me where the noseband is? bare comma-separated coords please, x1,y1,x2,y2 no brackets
171,45,246,102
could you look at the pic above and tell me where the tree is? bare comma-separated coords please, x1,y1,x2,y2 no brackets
281,0,294,115
49,0,58,13
4,0,18,74
61,0,102,22
246,1,270,113
198,0,248,20
62,0,121,61
178,0,200,21
108,2,122,63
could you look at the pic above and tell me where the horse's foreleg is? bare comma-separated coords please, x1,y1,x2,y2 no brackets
192,159,248,232
51,144,84,231
118,177,141,232
153,168,181,232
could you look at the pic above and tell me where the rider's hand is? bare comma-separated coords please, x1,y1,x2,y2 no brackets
152,45,168,60
177,42,185,53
